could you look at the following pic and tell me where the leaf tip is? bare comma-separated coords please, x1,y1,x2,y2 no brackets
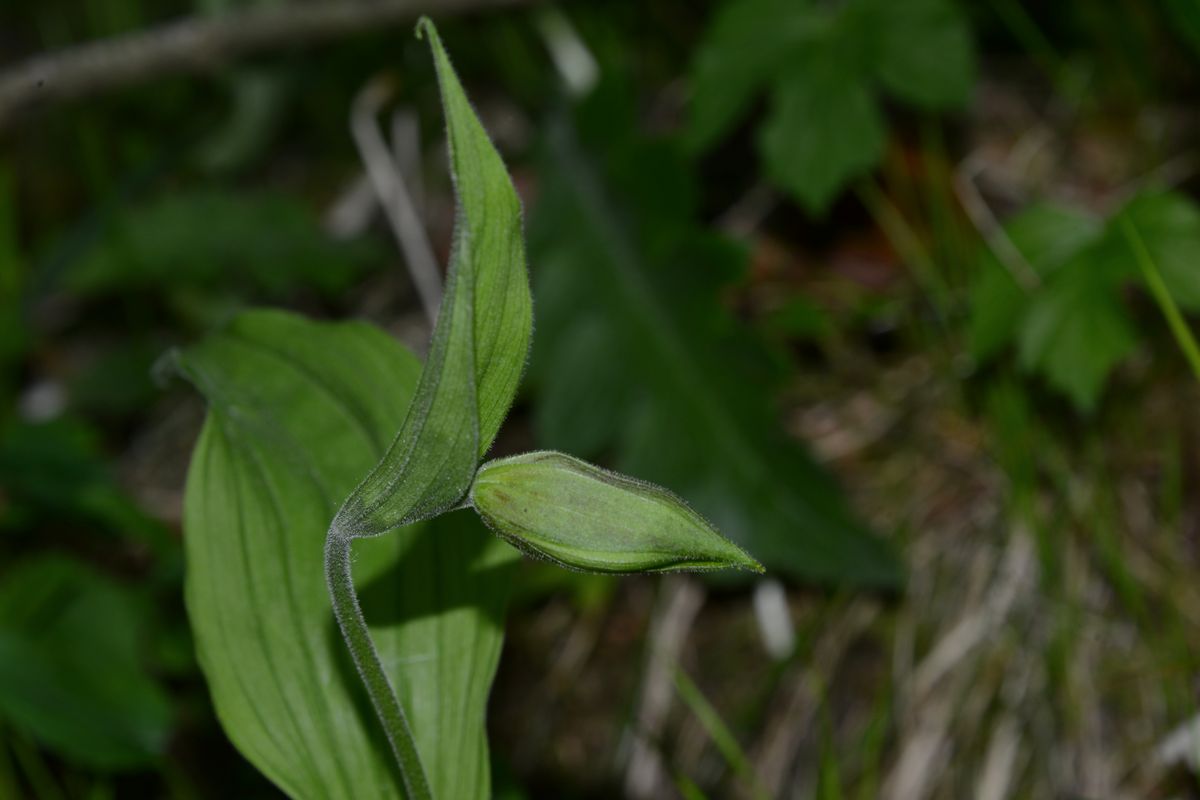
414,15,436,41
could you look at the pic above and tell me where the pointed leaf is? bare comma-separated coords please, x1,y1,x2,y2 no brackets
471,451,762,574
333,20,531,539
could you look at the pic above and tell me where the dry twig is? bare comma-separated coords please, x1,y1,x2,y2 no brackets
0,0,541,129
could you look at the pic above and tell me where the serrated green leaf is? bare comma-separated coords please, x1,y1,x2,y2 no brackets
689,0,974,211
178,309,515,799
760,49,886,215
1016,256,1137,412
530,113,900,588
968,204,1103,362
860,0,975,108
0,556,171,770
687,0,827,151
969,190,1200,411
332,20,531,539
471,451,762,574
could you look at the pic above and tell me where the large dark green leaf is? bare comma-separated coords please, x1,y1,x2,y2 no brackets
0,556,171,769
178,310,516,798
529,110,900,588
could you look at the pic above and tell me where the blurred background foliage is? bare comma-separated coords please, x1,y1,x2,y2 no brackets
2,0,1200,797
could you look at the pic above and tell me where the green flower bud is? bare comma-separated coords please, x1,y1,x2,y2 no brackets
469,451,763,574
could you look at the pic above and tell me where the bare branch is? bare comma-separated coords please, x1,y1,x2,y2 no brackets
0,0,540,129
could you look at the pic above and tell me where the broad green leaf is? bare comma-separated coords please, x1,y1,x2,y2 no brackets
860,0,975,109
530,109,900,588
0,555,171,769
687,0,827,151
178,309,516,799
471,451,762,574
1017,254,1137,412
968,204,1103,362
333,20,531,538
760,48,885,215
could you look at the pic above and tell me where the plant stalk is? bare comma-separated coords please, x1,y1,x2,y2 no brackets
1122,216,1200,383
325,528,432,800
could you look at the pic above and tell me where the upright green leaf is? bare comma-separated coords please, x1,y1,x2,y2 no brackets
179,310,516,799
332,19,531,539
0,556,171,770
530,105,900,588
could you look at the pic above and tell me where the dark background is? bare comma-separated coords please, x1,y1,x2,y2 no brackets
2,0,1200,797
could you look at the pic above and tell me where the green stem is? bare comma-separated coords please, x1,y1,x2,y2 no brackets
1121,216,1200,383
673,667,770,800
325,529,432,800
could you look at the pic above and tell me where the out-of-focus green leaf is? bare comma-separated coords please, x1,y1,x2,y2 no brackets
687,0,826,151
530,104,900,588
968,204,1103,362
472,451,763,574
332,19,531,539
968,189,1200,411
1117,191,1200,312
178,309,516,799
761,47,885,214
0,556,171,769
1016,254,1137,412
0,418,167,547
689,0,974,213
860,0,975,108
66,189,379,299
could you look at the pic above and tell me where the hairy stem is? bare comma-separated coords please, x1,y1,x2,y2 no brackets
325,528,432,800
